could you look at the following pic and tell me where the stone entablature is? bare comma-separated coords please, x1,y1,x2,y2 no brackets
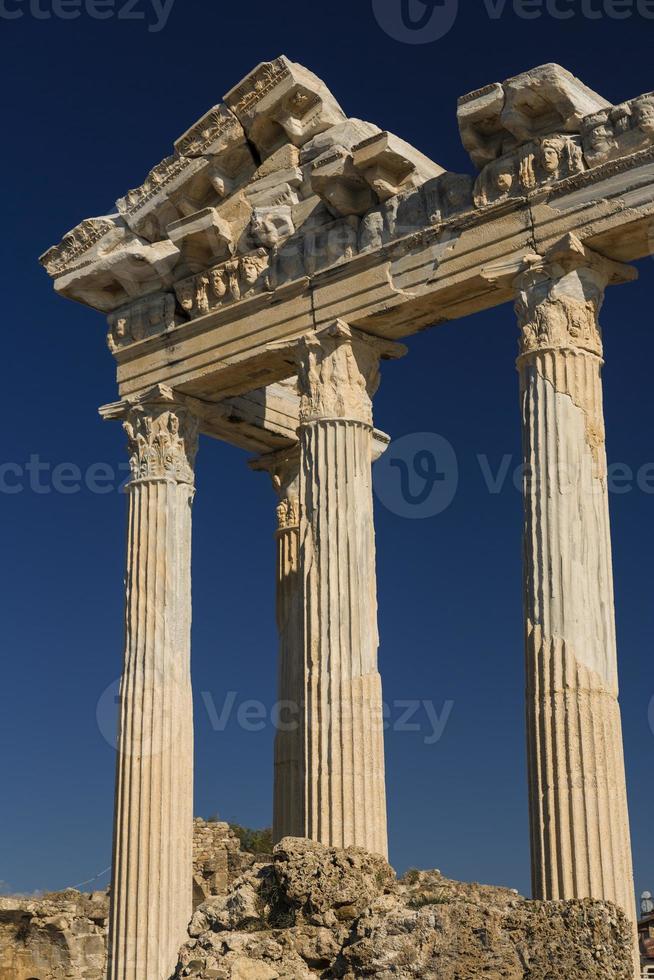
40,61,654,393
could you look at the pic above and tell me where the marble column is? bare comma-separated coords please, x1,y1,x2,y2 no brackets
106,386,199,980
514,247,636,932
252,448,305,843
295,320,403,859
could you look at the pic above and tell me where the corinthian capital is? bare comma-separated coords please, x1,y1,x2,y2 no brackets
296,321,405,426
101,385,199,485
514,264,606,359
250,447,300,531
513,235,636,360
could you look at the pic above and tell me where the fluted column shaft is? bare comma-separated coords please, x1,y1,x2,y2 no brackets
295,321,403,858
515,253,635,932
107,389,198,980
252,449,304,842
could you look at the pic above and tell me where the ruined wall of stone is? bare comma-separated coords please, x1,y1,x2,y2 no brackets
0,819,252,980
0,890,108,980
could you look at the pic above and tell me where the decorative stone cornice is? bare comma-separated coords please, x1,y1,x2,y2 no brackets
100,385,199,485
295,321,405,426
40,59,654,333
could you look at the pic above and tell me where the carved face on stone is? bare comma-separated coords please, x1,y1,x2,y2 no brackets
177,281,194,312
115,317,128,339
251,214,280,249
633,98,654,137
241,251,267,285
584,116,613,154
540,141,561,175
209,268,227,299
495,168,513,194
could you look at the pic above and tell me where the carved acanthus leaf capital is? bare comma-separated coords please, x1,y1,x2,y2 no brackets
513,237,636,359
102,386,199,485
296,321,405,426
250,448,300,531
514,266,605,359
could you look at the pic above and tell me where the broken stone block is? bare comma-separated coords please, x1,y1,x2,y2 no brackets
245,167,305,208
501,63,610,142
310,146,377,217
166,208,234,272
224,56,346,157
300,118,382,163
458,65,609,170
351,131,444,201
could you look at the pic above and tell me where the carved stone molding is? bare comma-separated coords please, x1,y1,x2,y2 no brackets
107,292,177,352
581,91,654,169
174,248,271,319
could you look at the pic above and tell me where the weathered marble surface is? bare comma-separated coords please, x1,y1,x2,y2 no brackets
514,234,638,974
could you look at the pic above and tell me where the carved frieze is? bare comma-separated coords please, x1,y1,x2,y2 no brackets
474,135,585,207
422,172,475,224
173,103,241,158
304,216,358,275
358,172,474,253
174,249,271,319
226,58,293,119
581,92,654,168
106,293,177,352
41,58,654,332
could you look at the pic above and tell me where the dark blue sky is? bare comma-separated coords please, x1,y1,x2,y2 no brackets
1,0,653,904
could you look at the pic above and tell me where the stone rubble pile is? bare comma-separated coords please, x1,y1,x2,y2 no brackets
174,837,635,980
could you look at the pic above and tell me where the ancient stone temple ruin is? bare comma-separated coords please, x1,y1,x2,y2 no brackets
41,57,654,980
